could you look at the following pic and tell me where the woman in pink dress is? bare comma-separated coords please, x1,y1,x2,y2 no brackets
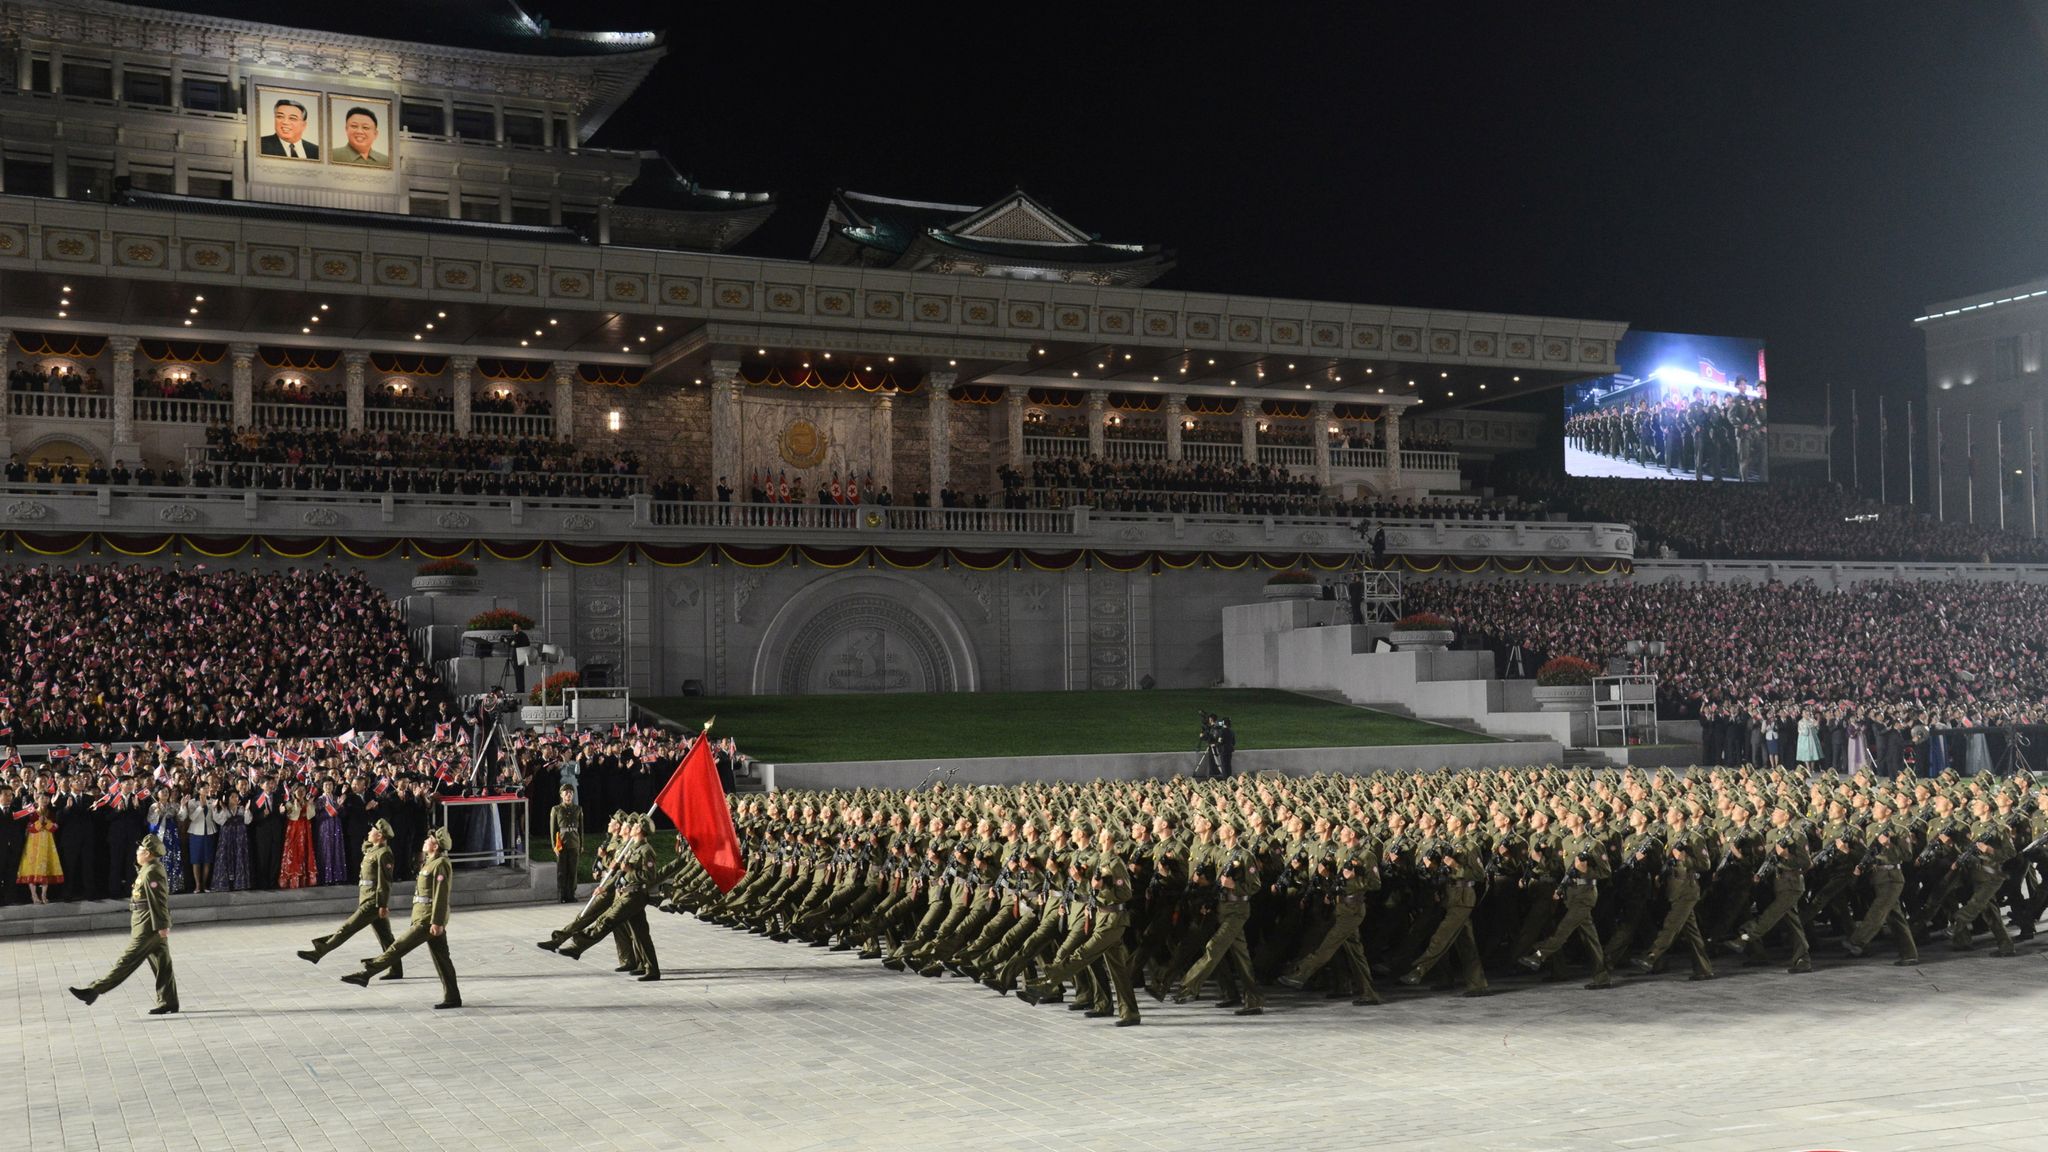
278,785,319,889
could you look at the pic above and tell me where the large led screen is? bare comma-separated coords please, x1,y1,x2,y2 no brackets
1564,330,1768,481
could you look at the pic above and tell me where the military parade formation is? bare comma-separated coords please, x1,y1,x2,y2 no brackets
58,759,2043,1023
1565,387,1766,481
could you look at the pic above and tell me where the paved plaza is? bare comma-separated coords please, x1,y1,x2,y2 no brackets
3,905,2046,1152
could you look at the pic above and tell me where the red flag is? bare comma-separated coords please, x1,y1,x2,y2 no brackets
654,726,743,892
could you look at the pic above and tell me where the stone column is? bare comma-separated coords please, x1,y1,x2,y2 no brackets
0,327,13,458
1384,405,1404,494
450,355,475,436
1313,400,1334,487
1164,394,1184,462
1087,390,1107,458
873,392,894,495
1240,404,1258,464
927,372,953,497
108,335,138,463
709,359,742,493
341,350,367,432
232,342,258,430
551,361,576,441
1005,384,1027,469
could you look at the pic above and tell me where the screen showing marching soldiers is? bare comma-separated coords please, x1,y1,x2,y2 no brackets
1563,330,1769,481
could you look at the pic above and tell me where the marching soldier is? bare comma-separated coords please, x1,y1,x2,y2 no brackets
342,828,460,1009
298,818,401,977
70,833,179,1016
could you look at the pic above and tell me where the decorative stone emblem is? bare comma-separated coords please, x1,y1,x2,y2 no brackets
583,623,624,644
1464,532,1488,549
1545,535,1569,551
1116,525,1145,543
561,513,597,531
1020,582,1050,613
1617,533,1636,552
584,596,622,618
1298,530,1327,546
4,499,49,521
435,511,474,530
301,508,342,527
732,574,761,623
778,419,829,469
955,571,993,621
1208,528,1239,544
156,504,198,524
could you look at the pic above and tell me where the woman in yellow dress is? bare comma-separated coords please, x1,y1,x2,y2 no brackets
18,799,63,904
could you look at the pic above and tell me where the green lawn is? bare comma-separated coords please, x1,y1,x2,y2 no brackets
639,689,1484,764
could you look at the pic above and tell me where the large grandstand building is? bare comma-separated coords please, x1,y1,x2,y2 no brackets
0,0,1776,699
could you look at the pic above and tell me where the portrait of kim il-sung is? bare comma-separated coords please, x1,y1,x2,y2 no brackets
329,99,392,169
256,88,322,161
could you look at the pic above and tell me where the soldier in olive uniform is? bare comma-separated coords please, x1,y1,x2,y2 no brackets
342,828,460,1009
298,818,401,977
70,833,179,1015
1398,840,1489,996
1174,819,1265,1015
1726,804,1813,973
1630,830,1715,980
1517,808,1615,989
558,814,662,979
1278,821,1382,1005
1946,798,2016,956
1843,799,1919,964
1018,823,1140,1026
551,786,584,904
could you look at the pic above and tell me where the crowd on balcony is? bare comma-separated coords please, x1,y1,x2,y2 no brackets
1407,576,2048,755
1512,473,2048,563
8,362,100,394
205,427,632,478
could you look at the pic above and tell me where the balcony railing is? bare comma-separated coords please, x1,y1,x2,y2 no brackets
1180,440,1244,463
9,392,110,420
188,461,646,494
1102,438,1168,461
1022,434,1089,459
134,396,231,425
0,482,1634,558
471,411,554,438
364,407,455,434
1256,444,1314,467
254,403,348,430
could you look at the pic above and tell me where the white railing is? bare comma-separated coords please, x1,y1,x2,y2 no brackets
134,396,230,425
1330,447,1386,469
471,411,554,438
364,407,456,434
1256,444,1314,467
8,392,110,420
1022,434,1090,459
651,502,860,531
1103,438,1168,461
882,506,1077,535
254,403,348,430
191,461,646,494
1181,440,1245,463
1401,450,1461,472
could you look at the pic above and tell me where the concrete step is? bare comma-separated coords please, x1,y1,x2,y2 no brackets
0,863,561,938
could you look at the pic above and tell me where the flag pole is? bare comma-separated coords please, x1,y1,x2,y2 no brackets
1966,411,1976,524
1997,418,2008,531
1878,394,1888,505
1906,401,1916,507
1936,406,1945,520
1825,381,1834,484
1851,391,1861,494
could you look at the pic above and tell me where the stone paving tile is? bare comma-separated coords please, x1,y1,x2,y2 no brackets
2,908,2046,1151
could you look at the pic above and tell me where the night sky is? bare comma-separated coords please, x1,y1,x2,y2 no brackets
571,1,2048,487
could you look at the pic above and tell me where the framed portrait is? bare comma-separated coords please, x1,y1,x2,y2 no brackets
253,86,324,163
327,96,394,170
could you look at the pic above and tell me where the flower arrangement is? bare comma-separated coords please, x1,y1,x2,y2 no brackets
467,608,534,631
1535,656,1600,687
1394,612,1452,631
1265,569,1318,585
531,669,581,706
416,557,477,578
